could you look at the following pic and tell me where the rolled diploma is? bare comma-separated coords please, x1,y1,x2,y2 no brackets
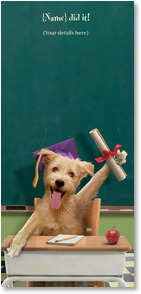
89,128,127,181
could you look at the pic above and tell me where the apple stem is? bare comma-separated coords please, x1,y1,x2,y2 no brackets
112,226,115,230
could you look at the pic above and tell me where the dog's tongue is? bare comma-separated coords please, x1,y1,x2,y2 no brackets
50,191,62,210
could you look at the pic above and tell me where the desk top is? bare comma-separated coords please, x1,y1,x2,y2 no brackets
1,236,131,252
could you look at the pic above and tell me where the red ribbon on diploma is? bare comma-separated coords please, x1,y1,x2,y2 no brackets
95,144,122,163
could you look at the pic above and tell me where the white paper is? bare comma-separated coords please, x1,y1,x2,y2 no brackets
47,234,84,245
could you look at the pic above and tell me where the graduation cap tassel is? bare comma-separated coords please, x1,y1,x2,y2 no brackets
32,153,42,188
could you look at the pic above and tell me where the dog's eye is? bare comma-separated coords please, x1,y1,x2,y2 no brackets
52,167,58,172
69,171,74,178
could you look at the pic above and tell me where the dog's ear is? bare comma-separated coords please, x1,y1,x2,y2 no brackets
77,161,94,178
39,149,58,165
32,149,58,188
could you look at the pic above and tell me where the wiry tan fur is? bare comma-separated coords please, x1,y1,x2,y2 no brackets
7,149,127,286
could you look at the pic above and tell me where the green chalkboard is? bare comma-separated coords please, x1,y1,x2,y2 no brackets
1,1,134,206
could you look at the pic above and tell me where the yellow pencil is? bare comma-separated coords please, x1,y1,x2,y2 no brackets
55,236,76,243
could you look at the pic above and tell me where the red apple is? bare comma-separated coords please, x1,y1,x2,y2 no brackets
106,226,120,244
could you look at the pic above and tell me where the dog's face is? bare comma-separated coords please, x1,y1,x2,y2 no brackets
39,149,94,210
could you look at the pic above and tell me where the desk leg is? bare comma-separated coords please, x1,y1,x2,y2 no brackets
2,276,128,288
2,277,14,287
8,281,14,287
117,277,128,287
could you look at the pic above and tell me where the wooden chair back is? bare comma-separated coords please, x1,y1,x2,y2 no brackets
84,198,101,236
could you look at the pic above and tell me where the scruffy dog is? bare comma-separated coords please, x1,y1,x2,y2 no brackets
7,148,127,286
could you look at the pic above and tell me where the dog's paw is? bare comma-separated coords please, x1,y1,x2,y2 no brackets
7,235,26,257
114,150,128,166
7,242,26,257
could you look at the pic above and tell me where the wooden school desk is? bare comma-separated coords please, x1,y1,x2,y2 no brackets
1,235,131,287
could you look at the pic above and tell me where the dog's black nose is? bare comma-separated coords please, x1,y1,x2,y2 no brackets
55,179,65,187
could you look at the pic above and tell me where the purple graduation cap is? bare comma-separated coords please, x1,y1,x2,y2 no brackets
33,138,79,175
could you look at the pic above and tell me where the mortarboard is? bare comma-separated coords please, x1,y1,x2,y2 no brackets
32,138,79,188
